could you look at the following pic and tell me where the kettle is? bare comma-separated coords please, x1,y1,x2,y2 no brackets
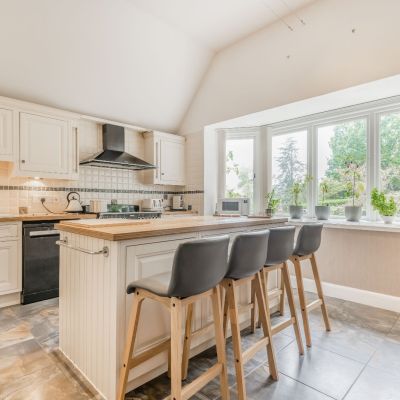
65,192,83,213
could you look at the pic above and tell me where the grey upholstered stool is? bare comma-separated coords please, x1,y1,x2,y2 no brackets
118,236,230,400
289,223,331,347
222,230,278,400
250,226,304,355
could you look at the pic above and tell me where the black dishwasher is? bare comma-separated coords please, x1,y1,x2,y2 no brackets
22,221,60,304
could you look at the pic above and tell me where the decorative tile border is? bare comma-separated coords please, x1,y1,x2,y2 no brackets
0,185,204,195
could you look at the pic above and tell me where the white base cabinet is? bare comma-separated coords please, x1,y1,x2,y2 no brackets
58,223,282,400
0,222,22,308
144,131,185,186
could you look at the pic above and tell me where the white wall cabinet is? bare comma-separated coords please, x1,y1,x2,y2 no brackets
0,107,14,161
15,112,79,180
0,222,22,308
144,131,185,186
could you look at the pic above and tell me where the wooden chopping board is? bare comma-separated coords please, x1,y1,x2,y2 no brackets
61,218,151,228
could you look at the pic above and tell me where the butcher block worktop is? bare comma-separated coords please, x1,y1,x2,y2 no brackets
56,216,287,241
0,213,97,223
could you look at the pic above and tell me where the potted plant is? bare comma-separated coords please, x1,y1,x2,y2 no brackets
265,189,280,217
344,161,364,222
315,180,330,220
289,176,312,219
371,188,397,224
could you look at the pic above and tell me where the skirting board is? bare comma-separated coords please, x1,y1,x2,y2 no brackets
290,276,400,313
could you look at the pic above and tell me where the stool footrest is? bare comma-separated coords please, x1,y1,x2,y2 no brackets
129,339,170,369
306,299,322,312
164,363,223,400
242,337,269,365
271,317,296,336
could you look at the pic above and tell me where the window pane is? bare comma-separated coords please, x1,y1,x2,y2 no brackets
225,138,254,205
379,112,400,215
272,131,307,214
317,119,367,217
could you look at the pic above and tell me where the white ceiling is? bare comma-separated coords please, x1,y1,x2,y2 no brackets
132,0,316,51
0,0,316,132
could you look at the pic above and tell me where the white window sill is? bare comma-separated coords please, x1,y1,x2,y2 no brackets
287,218,400,233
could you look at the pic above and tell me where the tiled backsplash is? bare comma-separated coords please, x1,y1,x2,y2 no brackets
0,121,205,215
0,164,203,214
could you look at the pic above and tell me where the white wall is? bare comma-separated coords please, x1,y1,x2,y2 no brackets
180,0,400,135
0,0,212,133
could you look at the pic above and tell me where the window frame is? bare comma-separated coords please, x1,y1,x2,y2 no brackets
218,128,262,213
267,97,400,221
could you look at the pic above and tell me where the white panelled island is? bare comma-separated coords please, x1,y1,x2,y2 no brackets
56,216,287,400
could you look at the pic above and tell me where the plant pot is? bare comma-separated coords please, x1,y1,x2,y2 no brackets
345,205,362,222
315,205,330,220
289,205,303,219
265,208,274,218
381,215,395,224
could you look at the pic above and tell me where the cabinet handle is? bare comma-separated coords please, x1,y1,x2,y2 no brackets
21,160,25,164
161,173,165,176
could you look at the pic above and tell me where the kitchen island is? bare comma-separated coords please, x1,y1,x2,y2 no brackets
56,216,287,400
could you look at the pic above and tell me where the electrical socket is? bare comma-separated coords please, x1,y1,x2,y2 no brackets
40,197,46,204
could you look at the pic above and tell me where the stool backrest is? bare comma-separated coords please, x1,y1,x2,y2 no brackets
167,235,230,298
293,223,323,256
226,230,269,280
265,226,295,266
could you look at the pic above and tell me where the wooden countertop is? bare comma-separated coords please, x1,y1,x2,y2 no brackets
0,213,97,223
56,216,287,241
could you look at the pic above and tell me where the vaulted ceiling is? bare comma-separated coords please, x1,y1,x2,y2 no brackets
0,0,315,132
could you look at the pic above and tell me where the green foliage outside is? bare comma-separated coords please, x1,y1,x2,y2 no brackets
273,114,400,216
371,188,398,216
225,150,253,200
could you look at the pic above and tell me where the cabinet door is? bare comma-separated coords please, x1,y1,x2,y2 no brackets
19,112,69,174
0,108,13,160
0,241,18,293
160,138,185,185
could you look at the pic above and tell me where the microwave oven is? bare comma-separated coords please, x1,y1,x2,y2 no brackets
217,198,250,216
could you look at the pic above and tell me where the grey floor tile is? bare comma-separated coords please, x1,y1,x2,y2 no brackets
276,341,364,399
228,364,332,400
344,366,400,400
368,339,400,379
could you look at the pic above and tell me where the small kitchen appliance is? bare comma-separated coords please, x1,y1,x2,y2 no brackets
141,198,163,212
216,198,250,216
172,195,184,210
65,192,83,213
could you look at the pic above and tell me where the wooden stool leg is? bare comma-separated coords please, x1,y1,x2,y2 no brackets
279,267,285,316
222,290,229,338
250,279,257,333
281,262,304,355
117,292,144,400
254,271,278,381
257,269,268,329
310,253,331,332
226,281,247,400
170,298,183,400
293,258,312,347
211,286,230,400
181,303,194,380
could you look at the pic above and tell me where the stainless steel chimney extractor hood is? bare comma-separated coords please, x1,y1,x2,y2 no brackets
80,124,156,170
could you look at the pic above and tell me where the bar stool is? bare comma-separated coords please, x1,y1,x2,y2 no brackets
222,230,278,400
117,236,230,400
289,223,331,347
251,226,304,355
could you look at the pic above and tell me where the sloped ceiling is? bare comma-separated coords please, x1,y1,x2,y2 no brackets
0,0,314,132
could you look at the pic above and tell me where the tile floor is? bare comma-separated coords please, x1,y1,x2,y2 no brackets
1,293,400,400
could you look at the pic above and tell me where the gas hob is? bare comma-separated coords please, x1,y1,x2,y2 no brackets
98,211,162,220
